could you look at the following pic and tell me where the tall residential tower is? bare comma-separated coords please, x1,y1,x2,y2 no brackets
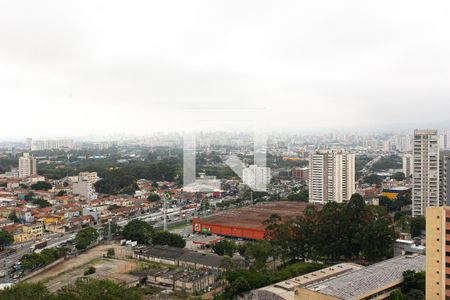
18,153,37,179
308,149,355,204
412,129,440,216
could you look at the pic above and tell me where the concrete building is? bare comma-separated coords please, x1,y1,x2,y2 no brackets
402,153,414,179
440,150,450,206
18,153,37,178
309,149,355,204
249,263,363,300
393,238,425,256
412,129,440,217
425,206,450,300
296,254,425,300
291,167,308,183
72,172,98,200
78,172,100,184
242,165,271,191
133,245,235,271
142,268,216,294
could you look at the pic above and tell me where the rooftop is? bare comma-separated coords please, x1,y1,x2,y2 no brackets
251,263,363,300
304,254,425,300
194,201,312,230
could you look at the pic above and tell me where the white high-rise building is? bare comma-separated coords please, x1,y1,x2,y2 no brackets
18,153,37,178
242,165,271,191
308,149,355,204
402,153,414,179
412,129,440,217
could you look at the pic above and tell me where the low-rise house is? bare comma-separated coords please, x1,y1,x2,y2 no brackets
22,223,44,239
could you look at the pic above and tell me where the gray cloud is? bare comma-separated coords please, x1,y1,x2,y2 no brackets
1,0,450,137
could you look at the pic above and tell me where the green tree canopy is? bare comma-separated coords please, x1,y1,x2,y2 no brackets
74,227,99,251
122,220,153,244
147,194,161,202
30,181,53,191
151,231,186,248
0,230,14,249
212,240,236,257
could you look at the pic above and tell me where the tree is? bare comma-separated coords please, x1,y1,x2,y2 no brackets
212,240,236,257
224,270,269,298
360,206,395,261
244,240,272,270
94,169,138,195
363,174,383,185
30,181,52,191
106,248,115,257
405,289,424,300
20,247,67,270
147,194,161,202
122,220,153,244
410,216,425,237
0,282,50,300
316,202,348,261
75,227,99,251
56,190,67,196
390,290,407,300
152,231,186,248
8,211,19,223
402,270,425,294
342,193,366,259
286,190,309,202
291,205,318,261
32,198,51,208
227,277,252,298
84,266,96,275
0,230,14,249
392,172,406,181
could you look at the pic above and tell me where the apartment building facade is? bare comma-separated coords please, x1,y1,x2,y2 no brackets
412,129,440,217
425,206,450,300
18,153,37,178
309,149,355,204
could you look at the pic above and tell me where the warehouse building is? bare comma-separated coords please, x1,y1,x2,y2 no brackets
192,201,311,240
249,263,363,300
295,254,425,300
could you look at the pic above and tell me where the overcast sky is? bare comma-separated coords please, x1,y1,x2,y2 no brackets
1,1,450,138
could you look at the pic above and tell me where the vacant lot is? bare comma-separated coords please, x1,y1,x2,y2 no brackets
44,257,139,292
25,243,125,285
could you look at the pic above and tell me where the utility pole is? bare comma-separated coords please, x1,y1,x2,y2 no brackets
164,192,170,231
108,219,112,241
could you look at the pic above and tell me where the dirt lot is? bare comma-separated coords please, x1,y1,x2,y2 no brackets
25,243,127,285
44,257,139,292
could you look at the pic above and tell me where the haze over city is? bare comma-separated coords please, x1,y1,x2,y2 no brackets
3,1,450,300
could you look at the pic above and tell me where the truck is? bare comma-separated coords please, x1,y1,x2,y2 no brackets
30,241,47,252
